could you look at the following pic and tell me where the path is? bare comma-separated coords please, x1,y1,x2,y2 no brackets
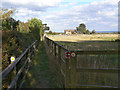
22,41,60,88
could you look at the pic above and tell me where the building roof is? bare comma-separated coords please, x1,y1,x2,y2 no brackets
64,29,76,31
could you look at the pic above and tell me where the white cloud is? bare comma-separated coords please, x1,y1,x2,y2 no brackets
41,0,118,32
87,17,102,21
2,0,63,11
111,24,118,27
2,0,119,32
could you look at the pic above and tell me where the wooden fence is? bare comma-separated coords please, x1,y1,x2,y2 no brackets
44,36,119,88
0,40,39,89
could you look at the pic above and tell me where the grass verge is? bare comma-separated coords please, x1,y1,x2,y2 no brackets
22,41,60,88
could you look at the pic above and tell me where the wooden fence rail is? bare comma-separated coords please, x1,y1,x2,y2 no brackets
0,40,39,89
44,36,119,88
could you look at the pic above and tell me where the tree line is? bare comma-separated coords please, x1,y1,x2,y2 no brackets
1,8,50,40
1,8,50,70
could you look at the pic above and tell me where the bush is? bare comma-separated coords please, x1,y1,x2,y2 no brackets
2,30,37,70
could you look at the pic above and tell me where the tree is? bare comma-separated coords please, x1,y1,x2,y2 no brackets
1,8,16,20
86,29,90,34
91,29,96,34
48,31,52,34
2,17,19,31
1,8,19,31
76,23,86,34
28,18,49,41
28,18,42,32
28,18,42,40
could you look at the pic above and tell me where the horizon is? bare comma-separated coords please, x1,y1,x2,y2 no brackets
46,30,118,33
2,0,119,32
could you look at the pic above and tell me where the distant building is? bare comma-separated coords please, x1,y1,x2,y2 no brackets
64,29,76,34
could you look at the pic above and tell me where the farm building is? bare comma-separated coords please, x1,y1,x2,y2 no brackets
64,29,76,34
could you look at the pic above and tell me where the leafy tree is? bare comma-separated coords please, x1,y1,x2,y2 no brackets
76,23,86,34
2,17,19,31
1,8,16,20
91,29,96,34
41,23,49,40
29,18,42,32
1,8,19,31
28,18,42,40
18,22,24,32
86,29,90,34
48,31,52,34
18,21,29,33
28,18,49,41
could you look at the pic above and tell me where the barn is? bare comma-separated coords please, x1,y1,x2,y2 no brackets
64,29,76,34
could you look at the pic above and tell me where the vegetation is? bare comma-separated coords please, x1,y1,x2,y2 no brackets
2,8,49,70
47,34,119,42
22,42,61,88
1,7,119,88
76,23,96,34
1,8,50,89
45,37,118,88
91,29,96,34
86,29,90,34
46,30,62,35
1,8,16,20
76,23,87,34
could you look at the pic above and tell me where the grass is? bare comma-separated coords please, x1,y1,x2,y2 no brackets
46,34,119,87
22,41,60,88
47,34,119,51
47,34,119,42
56,41,118,51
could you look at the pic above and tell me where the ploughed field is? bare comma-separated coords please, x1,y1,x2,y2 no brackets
47,34,119,88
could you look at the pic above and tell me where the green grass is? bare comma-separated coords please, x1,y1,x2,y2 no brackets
56,41,118,51
22,42,60,88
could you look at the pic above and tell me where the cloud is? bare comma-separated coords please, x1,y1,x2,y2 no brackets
2,0,119,32
2,0,63,11
41,0,118,32
111,24,118,27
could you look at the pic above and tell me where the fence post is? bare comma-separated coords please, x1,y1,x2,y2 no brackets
14,66,17,89
52,41,54,54
54,43,56,56
11,59,17,89
58,46,61,63
65,58,70,88
33,44,36,52
70,51,77,88
47,39,49,46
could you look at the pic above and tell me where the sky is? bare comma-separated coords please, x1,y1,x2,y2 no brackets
1,0,119,32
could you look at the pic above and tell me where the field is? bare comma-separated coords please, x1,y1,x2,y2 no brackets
47,34,119,51
46,34,119,88
47,34,119,42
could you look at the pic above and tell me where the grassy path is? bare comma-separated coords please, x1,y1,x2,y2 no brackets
22,41,59,88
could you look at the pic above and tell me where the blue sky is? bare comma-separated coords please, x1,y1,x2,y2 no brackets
2,0,119,32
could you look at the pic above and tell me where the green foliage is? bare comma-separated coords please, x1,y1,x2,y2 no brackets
18,22,29,33
76,23,86,34
2,30,37,70
1,8,19,31
2,17,19,31
48,31,53,34
1,8,16,20
86,29,90,34
76,23,96,34
2,8,50,70
91,29,96,34
28,18,42,32
46,31,61,35
113,32,119,34
28,18,42,40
